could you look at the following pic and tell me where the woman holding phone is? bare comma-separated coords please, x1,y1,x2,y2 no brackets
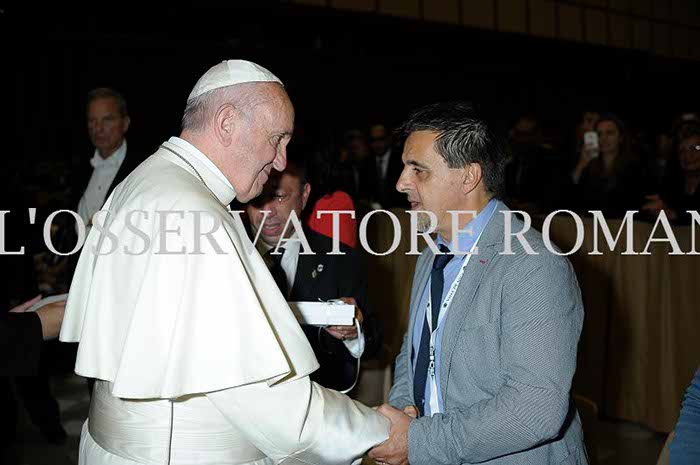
571,113,646,217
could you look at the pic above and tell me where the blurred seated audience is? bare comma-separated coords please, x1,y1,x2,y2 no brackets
643,124,700,224
505,113,570,212
571,113,647,217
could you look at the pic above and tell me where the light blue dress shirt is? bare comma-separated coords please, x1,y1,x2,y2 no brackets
411,199,498,415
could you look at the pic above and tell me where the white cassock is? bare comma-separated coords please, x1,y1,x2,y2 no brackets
60,136,389,465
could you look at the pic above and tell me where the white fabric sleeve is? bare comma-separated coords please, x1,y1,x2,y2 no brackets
206,376,389,465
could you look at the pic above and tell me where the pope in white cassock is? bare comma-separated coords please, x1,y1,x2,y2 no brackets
60,60,390,465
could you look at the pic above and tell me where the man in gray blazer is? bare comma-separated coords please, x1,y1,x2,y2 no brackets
369,102,588,465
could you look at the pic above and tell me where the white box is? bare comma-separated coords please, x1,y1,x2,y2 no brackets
288,300,355,327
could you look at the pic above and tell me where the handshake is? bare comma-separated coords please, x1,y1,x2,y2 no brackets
368,404,419,465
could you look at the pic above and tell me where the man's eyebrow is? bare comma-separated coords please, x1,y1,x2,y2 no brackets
406,159,430,170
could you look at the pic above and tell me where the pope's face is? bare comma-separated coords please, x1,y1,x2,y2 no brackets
232,86,294,203
246,170,310,247
396,131,466,237
87,97,130,158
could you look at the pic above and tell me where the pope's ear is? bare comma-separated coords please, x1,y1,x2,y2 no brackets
214,104,238,147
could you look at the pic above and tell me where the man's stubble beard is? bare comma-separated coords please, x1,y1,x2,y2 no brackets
416,211,434,234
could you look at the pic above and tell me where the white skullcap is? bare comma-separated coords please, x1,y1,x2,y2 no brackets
187,60,282,101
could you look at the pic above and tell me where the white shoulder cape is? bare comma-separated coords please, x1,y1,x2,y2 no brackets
60,142,319,399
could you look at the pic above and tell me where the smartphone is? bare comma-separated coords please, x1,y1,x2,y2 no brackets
583,131,599,158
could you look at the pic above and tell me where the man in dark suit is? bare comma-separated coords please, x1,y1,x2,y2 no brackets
359,123,407,209
245,152,380,392
73,87,143,228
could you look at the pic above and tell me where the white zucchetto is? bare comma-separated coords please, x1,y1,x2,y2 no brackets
187,60,282,101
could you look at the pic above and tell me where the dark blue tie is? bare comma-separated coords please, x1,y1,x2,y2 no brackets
413,244,453,416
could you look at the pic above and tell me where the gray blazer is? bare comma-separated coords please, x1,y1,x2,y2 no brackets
388,201,589,464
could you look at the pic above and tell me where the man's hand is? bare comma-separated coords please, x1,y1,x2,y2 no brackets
324,297,363,341
403,405,419,418
368,404,412,465
36,300,66,341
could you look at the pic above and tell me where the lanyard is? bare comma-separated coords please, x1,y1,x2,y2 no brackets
425,251,474,415
424,206,495,415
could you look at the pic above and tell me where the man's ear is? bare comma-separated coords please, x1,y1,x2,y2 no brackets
301,182,311,210
122,115,131,134
214,104,238,147
462,163,483,195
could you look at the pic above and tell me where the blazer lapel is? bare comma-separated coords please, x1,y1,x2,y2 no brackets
292,254,322,298
439,202,507,401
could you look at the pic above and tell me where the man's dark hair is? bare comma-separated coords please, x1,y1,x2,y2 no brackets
86,87,128,117
398,101,508,198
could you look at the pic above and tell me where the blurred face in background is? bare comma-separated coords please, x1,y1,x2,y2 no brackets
345,130,370,162
597,120,622,157
369,124,390,156
246,169,311,247
679,135,700,175
87,97,130,158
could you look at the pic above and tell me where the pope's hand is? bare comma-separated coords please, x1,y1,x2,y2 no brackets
324,297,363,341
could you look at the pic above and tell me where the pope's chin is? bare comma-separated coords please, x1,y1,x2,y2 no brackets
238,185,263,203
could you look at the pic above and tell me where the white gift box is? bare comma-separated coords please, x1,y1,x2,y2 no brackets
288,300,355,327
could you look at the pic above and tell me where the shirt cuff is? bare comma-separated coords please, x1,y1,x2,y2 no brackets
342,324,365,358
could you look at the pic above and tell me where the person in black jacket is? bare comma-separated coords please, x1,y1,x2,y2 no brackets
1,297,65,377
643,124,700,224
244,151,381,393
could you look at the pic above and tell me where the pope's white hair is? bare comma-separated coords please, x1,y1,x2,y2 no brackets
181,83,275,133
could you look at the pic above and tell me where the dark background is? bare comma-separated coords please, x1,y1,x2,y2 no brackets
5,2,700,169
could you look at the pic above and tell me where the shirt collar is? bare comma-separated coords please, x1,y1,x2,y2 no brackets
377,148,391,160
255,232,300,256
437,198,498,255
91,140,127,169
163,137,236,206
